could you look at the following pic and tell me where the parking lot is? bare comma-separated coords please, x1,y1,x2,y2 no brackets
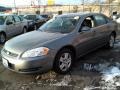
0,30,120,90
0,0,120,89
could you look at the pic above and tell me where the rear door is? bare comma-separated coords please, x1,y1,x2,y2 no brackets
19,16,27,32
93,14,110,46
6,15,16,37
13,15,22,35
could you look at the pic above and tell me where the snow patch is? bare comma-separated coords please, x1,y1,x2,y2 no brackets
52,75,72,86
101,67,120,81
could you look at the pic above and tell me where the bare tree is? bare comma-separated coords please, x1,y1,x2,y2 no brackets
73,5,78,13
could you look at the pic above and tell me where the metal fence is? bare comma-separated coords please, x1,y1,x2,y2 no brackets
2,0,119,16
80,0,120,16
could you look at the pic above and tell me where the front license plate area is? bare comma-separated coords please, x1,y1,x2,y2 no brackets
2,58,8,67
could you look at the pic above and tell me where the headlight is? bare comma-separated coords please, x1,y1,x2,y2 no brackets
22,47,49,58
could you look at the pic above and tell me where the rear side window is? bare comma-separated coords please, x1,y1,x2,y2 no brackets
18,16,23,21
94,15,107,26
24,15,36,20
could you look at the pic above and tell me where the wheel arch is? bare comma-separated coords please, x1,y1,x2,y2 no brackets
55,45,76,60
23,26,27,30
53,45,76,74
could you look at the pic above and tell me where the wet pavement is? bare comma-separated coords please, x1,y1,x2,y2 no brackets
0,35,120,90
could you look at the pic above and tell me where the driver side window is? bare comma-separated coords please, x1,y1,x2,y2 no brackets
80,16,95,31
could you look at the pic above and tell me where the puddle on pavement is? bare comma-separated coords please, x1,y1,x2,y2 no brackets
32,61,120,90
0,57,120,89
83,62,120,90
14,62,118,90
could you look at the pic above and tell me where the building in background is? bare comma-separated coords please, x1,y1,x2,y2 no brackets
0,6,12,13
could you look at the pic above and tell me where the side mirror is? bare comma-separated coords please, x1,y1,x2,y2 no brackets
6,21,13,25
81,26,90,32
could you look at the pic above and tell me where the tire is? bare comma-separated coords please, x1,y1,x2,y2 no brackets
23,27,27,33
0,33,6,44
53,49,74,74
34,25,37,30
105,34,115,48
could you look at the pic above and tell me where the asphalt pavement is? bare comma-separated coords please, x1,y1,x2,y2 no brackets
0,30,120,90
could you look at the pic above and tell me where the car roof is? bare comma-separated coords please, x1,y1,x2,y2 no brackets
24,14,40,16
0,14,9,16
56,12,104,18
0,14,16,16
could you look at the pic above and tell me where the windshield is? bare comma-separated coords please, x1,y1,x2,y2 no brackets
41,15,48,18
39,16,80,33
24,15,36,20
0,16,6,25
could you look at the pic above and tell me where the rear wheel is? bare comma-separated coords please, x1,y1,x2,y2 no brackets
23,27,27,33
53,49,74,74
105,34,115,48
0,33,6,44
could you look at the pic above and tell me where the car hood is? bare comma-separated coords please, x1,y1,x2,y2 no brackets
4,31,65,54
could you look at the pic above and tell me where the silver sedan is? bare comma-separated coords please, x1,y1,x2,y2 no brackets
0,14,28,44
1,13,118,74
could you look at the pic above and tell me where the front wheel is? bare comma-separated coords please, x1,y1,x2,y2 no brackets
0,33,6,44
53,49,74,74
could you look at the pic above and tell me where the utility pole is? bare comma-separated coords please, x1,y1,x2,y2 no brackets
99,0,101,13
109,0,111,16
83,0,84,12
14,0,18,14
38,0,41,14
31,0,35,14
69,2,70,13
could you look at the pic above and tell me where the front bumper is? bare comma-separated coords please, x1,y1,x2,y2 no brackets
1,50,55,74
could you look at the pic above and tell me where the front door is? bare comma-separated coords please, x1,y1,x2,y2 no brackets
75,16,96,57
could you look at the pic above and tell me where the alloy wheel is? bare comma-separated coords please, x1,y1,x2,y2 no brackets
59,53,72,72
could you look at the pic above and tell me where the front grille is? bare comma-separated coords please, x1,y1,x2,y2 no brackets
3,49,18,57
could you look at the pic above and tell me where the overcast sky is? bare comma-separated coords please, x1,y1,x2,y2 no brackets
0,0,85,7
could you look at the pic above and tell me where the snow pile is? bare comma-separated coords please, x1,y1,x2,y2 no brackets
100,66,120,89
84,62,120,89
101,67,120,81
52,75,72,86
